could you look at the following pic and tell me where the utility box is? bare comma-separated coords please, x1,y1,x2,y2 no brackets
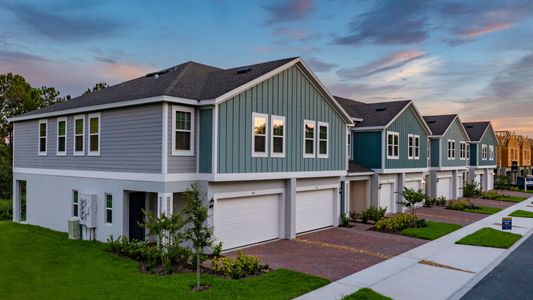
68,217,81,239
79,194,97,228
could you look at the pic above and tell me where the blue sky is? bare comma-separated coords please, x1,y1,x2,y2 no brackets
1,0,532,135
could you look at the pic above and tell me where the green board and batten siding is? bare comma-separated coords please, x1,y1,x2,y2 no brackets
385,105,429,169
477,126,498,166
440,119,469,168
198,108,213,173
430,139,440,167
217,66,346,173
352,131,382,169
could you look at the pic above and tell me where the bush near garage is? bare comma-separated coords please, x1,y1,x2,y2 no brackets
375,213,426,233
446,199,471,210
361,206,387,223
211,251,265,279
0,199,12,220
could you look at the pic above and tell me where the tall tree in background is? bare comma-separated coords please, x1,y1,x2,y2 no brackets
84,82,108,95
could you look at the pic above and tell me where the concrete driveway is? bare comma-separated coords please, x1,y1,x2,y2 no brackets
227,224,426,281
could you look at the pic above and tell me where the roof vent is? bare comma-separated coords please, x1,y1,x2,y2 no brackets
427,120,436,124
237,67,252,74
146,70,170,78
466,125,474,128
375,107,386,112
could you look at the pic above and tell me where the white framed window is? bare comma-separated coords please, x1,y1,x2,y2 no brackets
318,122,329,158
408,134,419,160
38,119,47,156
270,115,285,157
447,140,456,159
73,115,85,156
482,144,488,160
459,142,467,160
387,131,399,159
172,106,195,156
252,112,268,157
105,194,113,224
303,120,316,158
427,138,431,162
56,117,67,156
72,190,79,218
489,145,494,160
466,143,470,160
347,132,352,160
88,113,101,156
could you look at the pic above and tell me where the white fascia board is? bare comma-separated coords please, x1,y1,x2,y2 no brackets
212,170,346,181
347,172,374,177
8,95,207,122
372,168,428,174
352,126,385,132
429,166,468,171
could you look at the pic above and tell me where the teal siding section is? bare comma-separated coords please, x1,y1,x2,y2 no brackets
470,144,478,166
199,108,213,173
217,66,346,173
430,139,439,167
441,119,469,167
385,105,428,169
353,131,382,169
478,126,497,166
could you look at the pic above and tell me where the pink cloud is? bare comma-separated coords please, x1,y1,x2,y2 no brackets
459,22,514,37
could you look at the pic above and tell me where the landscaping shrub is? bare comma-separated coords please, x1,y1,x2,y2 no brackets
339,213,350,227
375,213,426,233
398,187,427,216
483,190,499,200
107,236,149,261
361,206,386,223
423,197,435,207
211,251,263,279
348,210,360,222
436,196,447,206
0,199,12,220
212,242,223,258
447,199,471,211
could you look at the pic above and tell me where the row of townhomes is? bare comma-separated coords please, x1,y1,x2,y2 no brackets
9,57,498,250
495,131,532,183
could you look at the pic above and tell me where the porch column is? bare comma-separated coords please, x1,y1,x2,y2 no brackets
284,178,296,240
157,192,173,217
12,180,20,222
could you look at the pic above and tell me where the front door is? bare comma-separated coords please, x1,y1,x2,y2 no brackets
129,192,146,241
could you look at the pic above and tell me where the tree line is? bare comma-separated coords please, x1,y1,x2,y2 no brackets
0,73,107,199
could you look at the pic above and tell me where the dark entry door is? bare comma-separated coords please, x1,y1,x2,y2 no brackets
129,192,146,241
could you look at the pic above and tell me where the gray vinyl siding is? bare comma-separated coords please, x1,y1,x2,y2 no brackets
430,139,440,167
352,131,382,169
385,105,428,169
167,105,198,173
441,120,469,168
198,108,213,173
478,127,498,166
14,104,163,173
217,65,346,173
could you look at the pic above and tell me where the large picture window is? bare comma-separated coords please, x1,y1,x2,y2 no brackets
172,106,194,156
318,122,329,158
88,113,100,156
387,131,399,159
57,117,67,156
252,112,268,157
303,120,316,158
38,119,47,155
271,115,285,157
74,115,85,156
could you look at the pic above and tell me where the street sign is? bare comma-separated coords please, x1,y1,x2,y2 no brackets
502,217,512,230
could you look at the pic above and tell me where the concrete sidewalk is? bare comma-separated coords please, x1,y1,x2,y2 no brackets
297,198,533,300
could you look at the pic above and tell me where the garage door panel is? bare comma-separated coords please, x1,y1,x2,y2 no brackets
296,189,335,234
405,180,421,191
437,178,452,200
214,194,281,250
379,183,394,213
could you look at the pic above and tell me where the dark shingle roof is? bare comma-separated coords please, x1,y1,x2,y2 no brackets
423,114,457,136
463,121,491,141
334,96,411,127
348,160,374,174
19,57,298,118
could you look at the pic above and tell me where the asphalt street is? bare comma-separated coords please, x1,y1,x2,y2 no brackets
462,232,533,300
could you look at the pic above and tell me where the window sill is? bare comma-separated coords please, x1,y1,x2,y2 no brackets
171,152,194,157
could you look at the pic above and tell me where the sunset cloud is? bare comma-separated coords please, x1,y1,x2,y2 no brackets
458,22,514,37
337,50,427,79
263,0,313,25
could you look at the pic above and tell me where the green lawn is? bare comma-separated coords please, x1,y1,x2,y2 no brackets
400,221,462,240
0,221,329,300
456,227,522,249
487,195,527,202
463,206,502,215
343,288,391,300
509,210,533,218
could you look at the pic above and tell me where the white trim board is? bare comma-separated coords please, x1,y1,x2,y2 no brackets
373,168,428,174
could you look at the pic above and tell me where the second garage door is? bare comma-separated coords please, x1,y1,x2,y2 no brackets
296,189,335,234
214,194,281,250
437,177,452,200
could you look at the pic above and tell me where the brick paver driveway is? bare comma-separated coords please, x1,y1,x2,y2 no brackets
227,224,426,281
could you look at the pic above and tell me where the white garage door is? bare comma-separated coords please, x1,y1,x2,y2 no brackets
405,180,422,191
457,175,464,198
487,173,494,191
214,194,280,250
437,177,452,200
379,182,395,213
296,189,335,233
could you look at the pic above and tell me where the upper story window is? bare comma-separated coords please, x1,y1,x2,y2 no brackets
303,120,316,158
459,142,467,160
387,131,399,159
408,134,420,160
88,113,101,156
447,140,456,159
38,119,47,156
466,143,470,159
347,132,352,160
481,144,488,160
252,112,268,157
427,138,431,162
105,194,113,224
318,122,329,158
172,106,194,156
57,117,67,156
74,115,85,156
72,190,79,218
271,115,285,157
489,145,494,160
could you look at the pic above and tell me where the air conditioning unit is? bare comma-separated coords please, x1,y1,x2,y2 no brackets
79,193,97,228
68,217,81,239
